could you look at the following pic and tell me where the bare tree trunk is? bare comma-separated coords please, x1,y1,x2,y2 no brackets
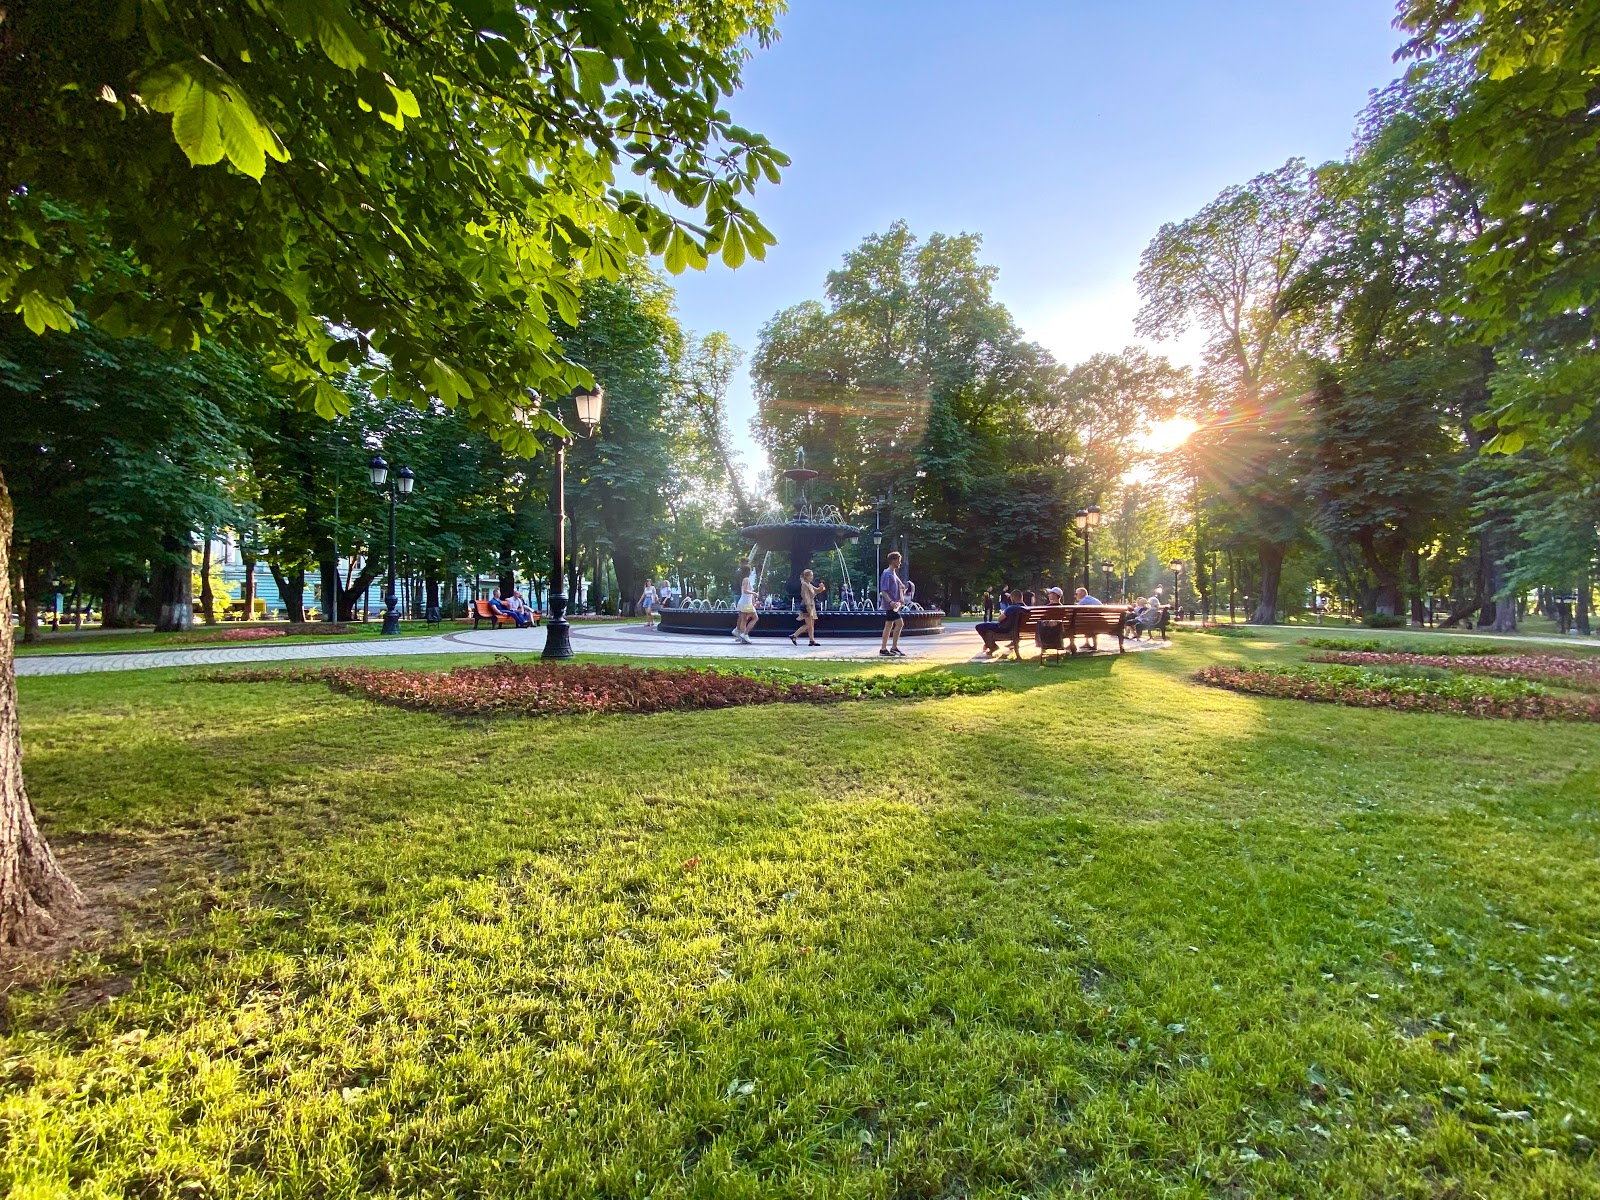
199,532,216,625
0,466,82,944
152,535,193,632
101,569,143,628
241,552,257,622
269,561,305,623
1248,542,1285,625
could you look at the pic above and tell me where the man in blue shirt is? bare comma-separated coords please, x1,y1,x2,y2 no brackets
878,551,906,657
976,589,1032,657
1073,587,1102,605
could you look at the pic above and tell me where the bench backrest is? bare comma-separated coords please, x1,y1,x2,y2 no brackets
473,599,496,618
1015,605,1132,637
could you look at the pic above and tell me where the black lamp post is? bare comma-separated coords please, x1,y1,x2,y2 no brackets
542,384,605,661
1100,560,1115,601
1170,559,1186,617
368,456,414,635
1073,505,1101,591
872,504,883,586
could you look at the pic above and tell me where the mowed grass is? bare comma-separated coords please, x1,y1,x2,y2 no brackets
13,620,450,657
3,634,1599,1198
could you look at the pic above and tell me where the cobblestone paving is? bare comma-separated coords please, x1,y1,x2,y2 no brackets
18,621,1132,675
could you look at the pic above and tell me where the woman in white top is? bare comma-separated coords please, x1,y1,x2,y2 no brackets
733,565,757,643
638,578,657,628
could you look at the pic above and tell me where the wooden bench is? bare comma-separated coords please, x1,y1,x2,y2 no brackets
998,605,1135,660
1126,606,1171,642
466,598,540,630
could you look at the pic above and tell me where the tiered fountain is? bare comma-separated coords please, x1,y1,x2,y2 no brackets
657,456,945,638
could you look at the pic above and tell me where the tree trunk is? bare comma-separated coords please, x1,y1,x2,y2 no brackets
1578,568,1592,636
101,569,143,628
0,465,82,944
241,553,257,622
269,561,305,624
1247,542,1285,625
16,547,46,644
199,532,216,625
1356,528,1404,617
151,535,193,632
1406,550,1426,626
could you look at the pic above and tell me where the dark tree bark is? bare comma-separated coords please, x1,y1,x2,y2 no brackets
101,569,143,628
151,535,193,632
318,557,341,623
199,532,216,625
269,561,305,623
0,465,82,944
1406,550,1426,626
240,552,257,622
17,549,47,644
1356,528,1405,617
1578,569,1592,636
1248,542,1286,625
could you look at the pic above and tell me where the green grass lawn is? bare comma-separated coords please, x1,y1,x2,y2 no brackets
12,621,454,656
4,633,1598,1197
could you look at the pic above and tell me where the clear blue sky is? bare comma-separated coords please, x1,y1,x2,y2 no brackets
668,0,1405,475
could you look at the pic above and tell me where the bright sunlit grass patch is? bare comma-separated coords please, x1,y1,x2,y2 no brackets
5,635,1599,1197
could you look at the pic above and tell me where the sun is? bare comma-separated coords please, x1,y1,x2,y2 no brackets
1138,417,1199,455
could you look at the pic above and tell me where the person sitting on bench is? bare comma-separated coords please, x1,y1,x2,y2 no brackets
977,589,1032,657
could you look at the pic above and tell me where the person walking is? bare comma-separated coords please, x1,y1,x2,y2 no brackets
638,578,658,628
982,589,996,622
733,564,758,643
791,568,822,646
879,550,907,657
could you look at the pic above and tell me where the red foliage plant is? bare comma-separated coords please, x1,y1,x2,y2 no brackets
1307,651,1600,692
1197,665,1600,722
206,660,846,717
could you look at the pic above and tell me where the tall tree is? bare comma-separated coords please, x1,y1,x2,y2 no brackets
1136,160,1321,622
0,0,784,941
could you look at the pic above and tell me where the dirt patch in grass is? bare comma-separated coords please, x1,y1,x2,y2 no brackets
0,832,239,1027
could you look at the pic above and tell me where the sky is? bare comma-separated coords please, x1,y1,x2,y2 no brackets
666,0,1407,477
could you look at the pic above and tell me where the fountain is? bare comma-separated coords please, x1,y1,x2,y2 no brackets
657,455,945,638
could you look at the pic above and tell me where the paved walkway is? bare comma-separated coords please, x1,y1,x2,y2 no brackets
17,621,1084,676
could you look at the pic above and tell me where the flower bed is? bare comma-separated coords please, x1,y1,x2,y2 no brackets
1196,664,1600,722
1298,637,1505,654
201,660,1000,717
1307,650,1600,692
172,627,289,644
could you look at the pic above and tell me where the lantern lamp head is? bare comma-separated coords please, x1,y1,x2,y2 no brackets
368,456,388,486
573,384,605,432
1086,504,1101,529
397,466,415,495
1073,508,1089,531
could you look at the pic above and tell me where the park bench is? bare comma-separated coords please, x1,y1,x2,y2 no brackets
466,598,540,630
1127,606,1171,642
998,604,1135,660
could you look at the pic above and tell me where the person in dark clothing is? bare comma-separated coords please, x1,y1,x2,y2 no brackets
976,589,1033,656
982,589,996,622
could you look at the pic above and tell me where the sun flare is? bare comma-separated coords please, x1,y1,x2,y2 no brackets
1138,416,1199,455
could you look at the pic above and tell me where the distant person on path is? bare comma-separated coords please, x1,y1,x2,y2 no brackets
879,551,907,657
982,589,996,622
733,565,758,643
657,580,675,609
638,579,658,628
791,568,822,646
976,589,1032,657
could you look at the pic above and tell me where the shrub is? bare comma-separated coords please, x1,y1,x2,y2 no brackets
1362,614,1406,629
1196,663,1600,721
1197,625,1253,638
199,660,1001,717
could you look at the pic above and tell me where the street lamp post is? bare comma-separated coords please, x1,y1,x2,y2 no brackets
1100,560,1115,601
1073,505,1101,591
542,385,605,661
1170,559,1186,619
368,456,414,635
872,504,883,589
